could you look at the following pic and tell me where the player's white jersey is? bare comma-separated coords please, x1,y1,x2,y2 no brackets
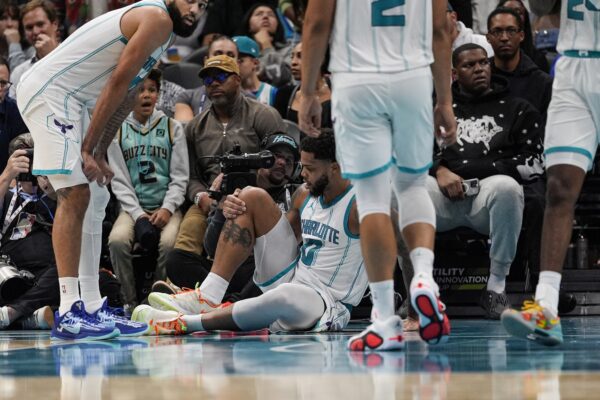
17,0,172,119
297,185,367,306
557,0,600,55
329,0,433,73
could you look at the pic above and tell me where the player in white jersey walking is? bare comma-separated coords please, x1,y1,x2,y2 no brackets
502,0,600,346
15,0,204,340
132,132,377,338
299,0,457,351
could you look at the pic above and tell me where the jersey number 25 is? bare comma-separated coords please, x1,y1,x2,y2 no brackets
371,0,406,27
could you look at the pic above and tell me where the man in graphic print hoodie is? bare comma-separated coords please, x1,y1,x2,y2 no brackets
428,43,544,320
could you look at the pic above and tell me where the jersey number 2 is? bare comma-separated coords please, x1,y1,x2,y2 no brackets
371,0,406,27
567,0,600,21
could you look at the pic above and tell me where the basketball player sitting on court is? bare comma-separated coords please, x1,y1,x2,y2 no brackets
131,131,374,337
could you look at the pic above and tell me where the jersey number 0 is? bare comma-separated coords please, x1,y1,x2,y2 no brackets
371,0,406,27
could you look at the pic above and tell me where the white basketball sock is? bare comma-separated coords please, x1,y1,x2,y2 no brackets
410,247,434,279
183,314,204,332
535,271,561,315
369,280,395,320
199,272,229,304
59,277,80,316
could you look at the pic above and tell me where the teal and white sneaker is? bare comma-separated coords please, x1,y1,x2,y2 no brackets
501,300,563,346
90,298,148,337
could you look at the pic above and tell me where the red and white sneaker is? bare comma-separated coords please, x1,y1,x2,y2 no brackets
148,287,231,315
410,276,450,345
347,315,404,352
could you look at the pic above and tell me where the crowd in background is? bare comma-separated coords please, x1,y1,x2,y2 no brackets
0,0,567,328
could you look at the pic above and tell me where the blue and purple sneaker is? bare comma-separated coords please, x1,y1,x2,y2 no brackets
90,298,149,337
51,301,120,341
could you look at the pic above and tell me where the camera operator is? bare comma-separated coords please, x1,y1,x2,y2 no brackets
165,133,300,300
427,44,544,319
0,133,58,330
165,54,286,281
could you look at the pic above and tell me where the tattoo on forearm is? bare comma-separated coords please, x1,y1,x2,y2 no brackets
222,220,253,249
96,87,138,155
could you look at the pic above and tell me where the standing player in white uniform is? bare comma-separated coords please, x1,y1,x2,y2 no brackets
299,1,456,351
502,0,600,346
15,0,204,340
131,132,371,336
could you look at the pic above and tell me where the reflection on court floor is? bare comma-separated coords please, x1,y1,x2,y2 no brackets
1,319,600,399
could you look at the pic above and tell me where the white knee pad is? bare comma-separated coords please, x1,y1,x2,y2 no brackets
352,171,392,222
391,170,436,230
82,182,110,235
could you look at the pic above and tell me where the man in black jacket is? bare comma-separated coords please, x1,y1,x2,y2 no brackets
428,43,544,319
487,7,554,301
487,7,553,118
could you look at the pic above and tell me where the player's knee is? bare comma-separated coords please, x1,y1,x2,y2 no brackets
546,173,579,208
353,173,392,221
238,186,275,211
56,184,90,216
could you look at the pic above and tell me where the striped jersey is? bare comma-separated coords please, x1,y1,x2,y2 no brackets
18,0,172,119
558,0,600,54
329,0,433,72
117,113,175,211
297,185,367,306
253,82,278,106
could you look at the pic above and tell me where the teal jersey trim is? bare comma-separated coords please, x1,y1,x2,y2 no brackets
396,161,433,174
298,193,311,216
341,160,393,180
340,260,365,303
255,254,299,288
545,146,594,160
22,35,126,115
343,195,359,239
319,184,353,209
64,66,116,119
563,50,600,58
327,239,352,287
345,0,353,71
32,168,72,175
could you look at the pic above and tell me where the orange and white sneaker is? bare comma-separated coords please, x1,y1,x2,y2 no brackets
501,300,563,346
347,315,404,352
148,287,230,315
131,305,187,336
410,276,450,345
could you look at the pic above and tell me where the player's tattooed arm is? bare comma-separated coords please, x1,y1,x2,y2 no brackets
222,219,254,249
286,185,309,242
95,88,138,157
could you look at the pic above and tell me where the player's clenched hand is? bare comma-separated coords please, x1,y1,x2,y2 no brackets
82,151,101,183
222,188,246,219
96,156,114,186
435,166,464,200
298,94,322,137
434,103,457,148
